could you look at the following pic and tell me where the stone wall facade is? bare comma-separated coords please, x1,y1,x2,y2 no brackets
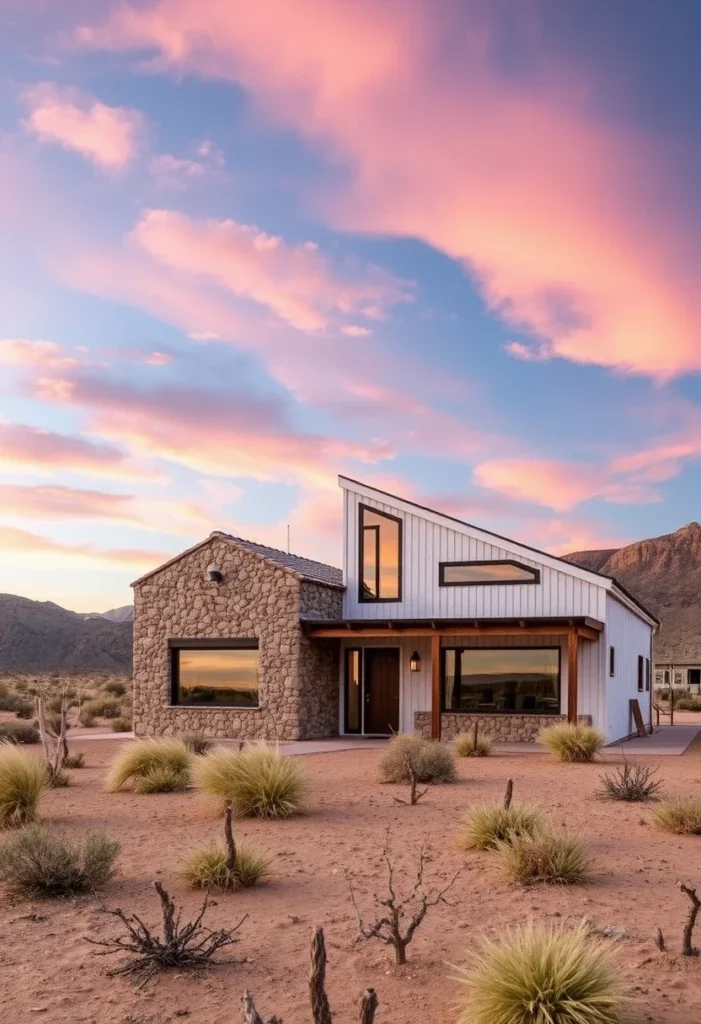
132,536,343,740
414,711,593,743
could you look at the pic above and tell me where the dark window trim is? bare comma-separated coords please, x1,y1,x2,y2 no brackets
609,645,615,677
170,638,260,709
645,657,650,692
637,654,644,692
440,645,561,715
344,647,362,735
438,559,540,587
358,503,403,603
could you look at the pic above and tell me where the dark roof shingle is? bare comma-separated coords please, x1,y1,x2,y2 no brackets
216,534,344,588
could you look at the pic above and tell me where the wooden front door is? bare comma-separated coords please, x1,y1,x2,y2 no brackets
364,648,400,735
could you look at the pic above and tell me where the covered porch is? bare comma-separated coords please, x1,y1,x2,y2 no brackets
302,616,603,741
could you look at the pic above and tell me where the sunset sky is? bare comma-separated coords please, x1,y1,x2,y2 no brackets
1,0,700,612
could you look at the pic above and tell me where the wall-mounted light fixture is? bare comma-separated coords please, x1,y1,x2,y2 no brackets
207,564,223,583
409,650,421,672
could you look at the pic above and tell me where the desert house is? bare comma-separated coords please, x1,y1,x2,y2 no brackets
655,664,701,693
132,477,658,744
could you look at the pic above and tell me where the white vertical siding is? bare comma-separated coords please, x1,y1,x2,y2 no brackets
342,488,607,621
604,595,653,743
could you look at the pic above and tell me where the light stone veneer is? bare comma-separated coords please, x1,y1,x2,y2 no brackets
414,711,592,743
132,536,342,740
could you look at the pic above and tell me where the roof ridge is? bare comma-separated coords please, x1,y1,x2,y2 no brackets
213,532,341,572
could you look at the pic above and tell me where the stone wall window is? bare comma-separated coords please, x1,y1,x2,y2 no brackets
441,646,560,714
169,639,259,708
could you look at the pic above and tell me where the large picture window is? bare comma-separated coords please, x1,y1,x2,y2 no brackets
439,560,540,586
170,639,259,708
359,504,402,602
442,647,560,714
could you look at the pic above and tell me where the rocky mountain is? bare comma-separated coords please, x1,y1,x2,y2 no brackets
82,605,134,623
0,594,132,672
563,522,701,663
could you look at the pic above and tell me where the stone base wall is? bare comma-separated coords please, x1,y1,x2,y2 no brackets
414,711,593,743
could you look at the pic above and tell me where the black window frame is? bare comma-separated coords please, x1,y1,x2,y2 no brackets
344,647,362,735
358,503,403,603
438,559,541,587
637,654,644,692
645,657,650,692
440,645,561,715
169,637,260,709
609,645,615,677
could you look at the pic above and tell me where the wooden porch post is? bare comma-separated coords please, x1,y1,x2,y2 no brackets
567,627,579,724
431,633,441,740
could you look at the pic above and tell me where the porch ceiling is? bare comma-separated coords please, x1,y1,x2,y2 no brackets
301,615,603,642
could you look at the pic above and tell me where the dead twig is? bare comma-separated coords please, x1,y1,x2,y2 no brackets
359,988,378,1024
393,755,428,806
678,880,701,956
503,779,513,810
654,927,666,952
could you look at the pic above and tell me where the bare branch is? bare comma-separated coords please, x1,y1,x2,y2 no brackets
359,988,378,1024
503,779,513,810
678,880,701,956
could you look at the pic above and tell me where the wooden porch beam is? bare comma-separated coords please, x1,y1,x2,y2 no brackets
305,623,600,641
567,627,579,724
431,633,441,741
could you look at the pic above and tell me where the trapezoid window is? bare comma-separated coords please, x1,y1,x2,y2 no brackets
439,559,540,586
170,639,259,708
359,504,402,602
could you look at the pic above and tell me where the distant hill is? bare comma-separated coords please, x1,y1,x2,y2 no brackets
82,605,134,623
563,523,701,664
0,594,132,672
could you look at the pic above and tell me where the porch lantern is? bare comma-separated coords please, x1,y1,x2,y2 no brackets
409,650,421,672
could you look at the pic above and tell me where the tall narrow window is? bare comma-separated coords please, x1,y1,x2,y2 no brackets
645,658,650,692
359,504,402,601
637,655,644,692
609,646,615,677
345,649,361,733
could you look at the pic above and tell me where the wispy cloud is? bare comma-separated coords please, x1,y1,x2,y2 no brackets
0,421,158,482
0,524,168,571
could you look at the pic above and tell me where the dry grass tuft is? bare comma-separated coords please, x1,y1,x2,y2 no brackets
653,797,701,835
539,723,605,762
105,739,192,793
180,842,270,891
458,803,543,851
455,732,492,758
456,920,627,1024
182,732,211,756
192,744,308,819
0,824,119,897
110,717,132,733
0,721,40,745
133,764,190,794
495,830,590,885
0,746,47,827
598,760,662,802
378,735,457,784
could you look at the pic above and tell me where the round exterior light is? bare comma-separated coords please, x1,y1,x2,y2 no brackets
410,651,421,672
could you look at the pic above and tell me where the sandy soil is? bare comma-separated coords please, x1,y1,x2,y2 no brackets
1,742,701,1024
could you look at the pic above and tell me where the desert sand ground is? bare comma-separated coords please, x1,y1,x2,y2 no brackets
1,739,701,1024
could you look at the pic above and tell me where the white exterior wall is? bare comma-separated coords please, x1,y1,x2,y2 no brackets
342,485,607,621
339,634,605,735
604,595,653,743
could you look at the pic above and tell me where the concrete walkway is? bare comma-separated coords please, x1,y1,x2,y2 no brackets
71,732,388,755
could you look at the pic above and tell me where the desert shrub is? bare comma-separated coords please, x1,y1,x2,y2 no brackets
14,700,34,720
105,738,192,793
44,711,69,735
539,723,605,762
0,746,47,827
378,734,457,784
656,686,688,702
0,824,119,897
182,732,211,755
14,679,28,693
0,682,7,698
180,842,270,891
676,697,701,711
81,696,122,720
0,692,28,714
653,797,701,835
64,752,86,769
46,695,65,714
495,830,590,885
193,744,308,819
79,709,97,727
0,721,40,745
134,765,190,794
458,803,543,851
103,681,127,697
598,760,662,802
456,920,627,1024
111,717,132,733
455,732,492,758
49,769,71,788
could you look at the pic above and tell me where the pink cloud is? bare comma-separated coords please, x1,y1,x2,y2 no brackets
22,82,143,169
76,0,701,377
0,524,169,572
130,208,413,333
149,153,207,186
340,325,371,337
0,338,77,369
0,421,158,482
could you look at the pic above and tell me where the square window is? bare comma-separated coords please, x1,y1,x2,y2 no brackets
170,640,259,708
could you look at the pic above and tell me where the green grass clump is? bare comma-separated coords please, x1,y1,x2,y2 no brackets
180,842,270,891
0,721,40,745
456,921,627,1024
133,764,190,794
495,831,590,885
105,739,192,793
458,804,543,851
182,732,212,755
378,734,457,784
110,717,132,733
0,746,48,827
0,825,119,897
653,797,701,835
192,744,308,819
539,723,605,763
455,732,492,758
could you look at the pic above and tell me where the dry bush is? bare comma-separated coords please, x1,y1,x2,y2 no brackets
14,701,35,720
458,803,543,851
378,735,457,784
0,746,47,827
456,921,627,1024
0,824,118,897
183,732,212,755
181,805,270,891
193,743,308,819
79,709,97,728
111,717,132,733
0,721,40,745
81,696,123,721
653,797,701,835
0,692,32,716
103,681,127,697
134,764,190,794
105,739,192,793
495,830,590,885
598,759,662,802
64,752,86,769
455,732,492,758
539,723,605,762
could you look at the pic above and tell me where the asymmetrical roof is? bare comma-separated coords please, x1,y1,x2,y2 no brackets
131,531,343,589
